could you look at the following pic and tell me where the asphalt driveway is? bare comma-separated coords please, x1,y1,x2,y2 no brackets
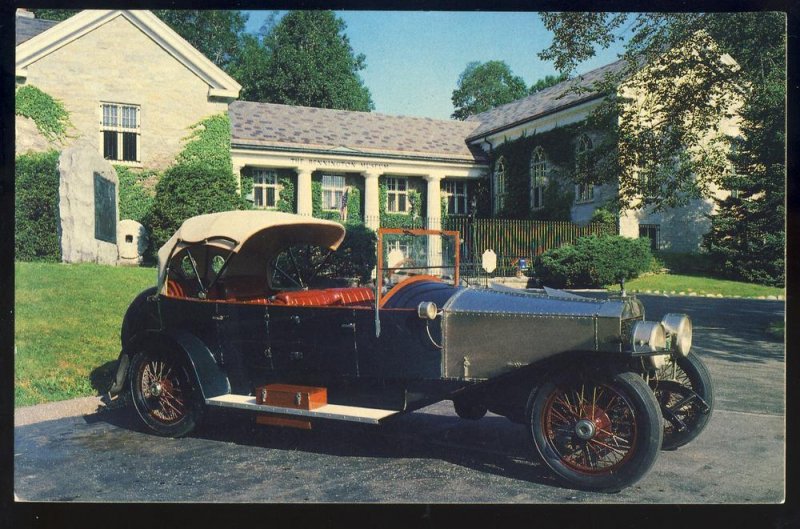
14,295,785,503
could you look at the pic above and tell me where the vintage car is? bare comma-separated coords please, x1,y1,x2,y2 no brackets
109,210,713,492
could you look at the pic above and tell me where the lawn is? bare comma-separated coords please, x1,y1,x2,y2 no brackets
15,261,155,407
606,273,785,299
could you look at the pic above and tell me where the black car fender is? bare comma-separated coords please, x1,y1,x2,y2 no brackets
111,328,231,400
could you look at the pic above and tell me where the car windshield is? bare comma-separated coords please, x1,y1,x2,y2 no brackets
378,229,459,292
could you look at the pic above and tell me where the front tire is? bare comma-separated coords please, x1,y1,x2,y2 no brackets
129,347,204,437
651,352,714,450
527,370,663,492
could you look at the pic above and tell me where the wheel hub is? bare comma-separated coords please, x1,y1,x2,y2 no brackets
575,419,596,440
148,378,172,398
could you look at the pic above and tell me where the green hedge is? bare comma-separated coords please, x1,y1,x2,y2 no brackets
535,235,653,288
15,151,62,261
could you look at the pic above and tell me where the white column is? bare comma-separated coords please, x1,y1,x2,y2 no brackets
363,171,380,230
424,173,444,231
296,167,313,216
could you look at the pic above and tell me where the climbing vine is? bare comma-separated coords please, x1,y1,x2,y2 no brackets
15,85,71,140
379,182,423,228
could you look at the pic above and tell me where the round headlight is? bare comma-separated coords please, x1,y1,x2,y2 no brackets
417,301,438,320
661,313,693,356
631,321,667,353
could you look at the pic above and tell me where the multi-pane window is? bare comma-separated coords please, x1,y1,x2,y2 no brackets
443,180,468,215
386,177,409,213
101,103,140,162
322,174,347,210
575,135,594,203
530,147,546,210
252,169,281,209
639,224,660,252
493,157,506,214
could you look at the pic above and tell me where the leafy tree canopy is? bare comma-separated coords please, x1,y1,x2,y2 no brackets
153,10,247,70
247,10,374,111
28,9,77,21
451,60,529,120
539,12,785,286
529,72,568,94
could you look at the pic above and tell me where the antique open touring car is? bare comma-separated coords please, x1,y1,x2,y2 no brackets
109,210,713,492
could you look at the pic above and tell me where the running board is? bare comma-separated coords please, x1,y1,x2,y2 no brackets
205,394,399,425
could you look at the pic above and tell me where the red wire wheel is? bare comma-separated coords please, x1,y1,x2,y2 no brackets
527,370,663,492
129,347,204,437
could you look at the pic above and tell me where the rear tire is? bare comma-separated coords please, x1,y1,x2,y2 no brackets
129,347,204,437
527,370,663,492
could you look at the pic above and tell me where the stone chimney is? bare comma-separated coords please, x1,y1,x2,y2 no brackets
16,8,35,18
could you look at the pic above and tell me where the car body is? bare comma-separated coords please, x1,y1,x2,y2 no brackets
111,210,713,492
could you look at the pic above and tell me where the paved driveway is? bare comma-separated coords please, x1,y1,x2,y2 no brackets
14,295,785,503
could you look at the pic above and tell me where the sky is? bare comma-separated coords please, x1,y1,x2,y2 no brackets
243,11,628,120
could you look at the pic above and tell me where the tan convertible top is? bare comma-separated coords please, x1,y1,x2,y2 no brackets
157,210,346,292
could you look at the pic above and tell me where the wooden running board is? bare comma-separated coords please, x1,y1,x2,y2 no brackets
205,394,399,425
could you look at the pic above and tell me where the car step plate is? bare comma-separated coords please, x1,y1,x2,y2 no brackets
205,394,399,425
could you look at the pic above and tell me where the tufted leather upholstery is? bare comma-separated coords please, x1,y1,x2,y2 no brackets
272,289,343,306
329,287,374,306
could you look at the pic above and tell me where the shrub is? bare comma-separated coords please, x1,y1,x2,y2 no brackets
534,235,653,288
327,223,377,284
590,207,618,233
116,165,156,224
143,113,247,254
15,151,61,261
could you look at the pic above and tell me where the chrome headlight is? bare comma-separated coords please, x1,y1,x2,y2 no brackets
631,321,667,354
417,301,438,320
661,313,692,356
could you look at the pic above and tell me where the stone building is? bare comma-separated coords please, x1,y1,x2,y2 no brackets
15,9,241,170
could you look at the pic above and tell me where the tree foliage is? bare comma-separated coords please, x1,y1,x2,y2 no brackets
529,72,568,93
245,11,373,111
153,10,247,71
539,12,785,285
28,9,78,21
451,61,529,120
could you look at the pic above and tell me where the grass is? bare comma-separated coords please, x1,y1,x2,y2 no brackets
15,261,155,407
606,273,785,299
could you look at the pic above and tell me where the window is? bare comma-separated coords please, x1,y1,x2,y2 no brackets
386,177,409,213
639,224,660,252
321,174,347,211
101,103,140,163
493,157,506,214
575,135,595,203
530,147,547,210
443,180,468,215
252,169,281,209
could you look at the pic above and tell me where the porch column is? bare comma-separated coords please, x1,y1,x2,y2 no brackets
424,173,444,231
363,171,381,230
296,167,313,216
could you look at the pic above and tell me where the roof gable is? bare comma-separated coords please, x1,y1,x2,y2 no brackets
15,10,240,98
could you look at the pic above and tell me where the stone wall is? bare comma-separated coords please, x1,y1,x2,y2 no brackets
18,15,230,170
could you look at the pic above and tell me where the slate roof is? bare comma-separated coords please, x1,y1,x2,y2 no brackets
230,101,487,163
15,15,60,46
465,59,629,140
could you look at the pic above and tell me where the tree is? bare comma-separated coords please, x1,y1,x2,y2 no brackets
539,12,785,286
28,9,77,21
153,10,247,70
451,61,529,120
529,72,568,94
253,10,374,111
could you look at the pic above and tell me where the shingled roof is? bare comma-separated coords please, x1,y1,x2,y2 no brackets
230,101,487,163
465,59,628,141
15,15,60,45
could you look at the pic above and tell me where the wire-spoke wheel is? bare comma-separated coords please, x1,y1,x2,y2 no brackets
129,348,204,437
650,352,714,450
527,370,662,492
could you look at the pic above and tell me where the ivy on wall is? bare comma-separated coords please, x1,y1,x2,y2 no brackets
175,114,235,175
310,174,364,223
277,176,296,213
15,85,71,140
490,123,592,220
378,181,423,228
115,165,157,224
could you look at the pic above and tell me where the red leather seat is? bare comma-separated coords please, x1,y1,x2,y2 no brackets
166,278,186,298
272,289,343,306
329,287,374,306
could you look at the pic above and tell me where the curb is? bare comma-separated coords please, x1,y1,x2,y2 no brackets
14,395,118,427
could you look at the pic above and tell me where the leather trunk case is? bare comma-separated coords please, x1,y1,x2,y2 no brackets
255,383,327,410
